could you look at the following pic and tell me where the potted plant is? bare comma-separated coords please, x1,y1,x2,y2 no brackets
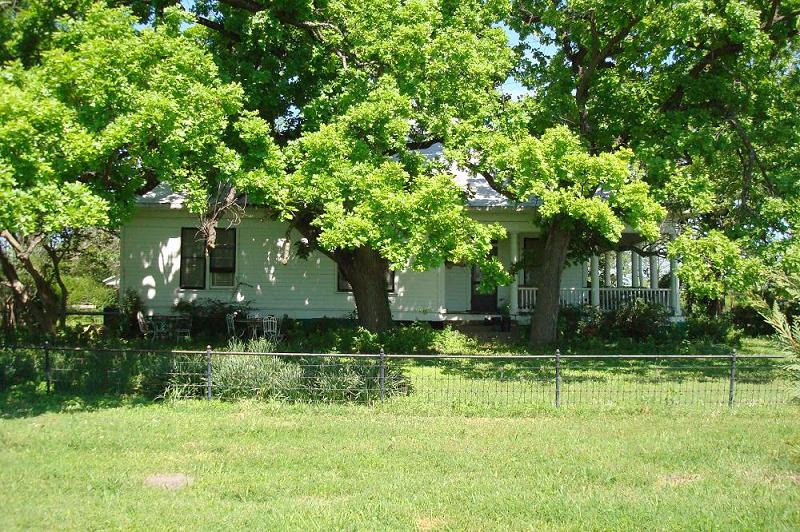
498,301,512,332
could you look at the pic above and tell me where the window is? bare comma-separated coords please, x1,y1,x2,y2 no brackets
522,238,544,287
209,228,236,287
180,228,206,289
180,227,237,289
337,267,396,292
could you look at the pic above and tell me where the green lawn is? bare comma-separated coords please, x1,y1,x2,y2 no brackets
1,394,798,530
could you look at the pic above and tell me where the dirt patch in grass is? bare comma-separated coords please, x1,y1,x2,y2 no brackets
143,473,193,490
657,473,701,487
416,516,448,531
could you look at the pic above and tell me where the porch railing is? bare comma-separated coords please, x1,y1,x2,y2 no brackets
518,287,674,313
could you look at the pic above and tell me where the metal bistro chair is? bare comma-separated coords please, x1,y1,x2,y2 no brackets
136,311,154,341
225,313,238,339
175,316,192,342
150,316,170,341
262,315,282,343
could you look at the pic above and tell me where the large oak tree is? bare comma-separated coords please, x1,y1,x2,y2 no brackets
0,4,276,333
461,0,800,343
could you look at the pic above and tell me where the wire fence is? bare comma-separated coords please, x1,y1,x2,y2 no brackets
0,345,794,408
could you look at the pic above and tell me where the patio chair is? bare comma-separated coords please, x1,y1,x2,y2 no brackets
150,316,171,341
136,311,154,341
175,316,192,341
262,315,282,343
225,313,237,338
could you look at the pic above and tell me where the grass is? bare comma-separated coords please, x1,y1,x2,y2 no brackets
0,392,798,530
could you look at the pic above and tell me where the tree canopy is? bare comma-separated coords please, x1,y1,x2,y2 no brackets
0,3,271,332
177,0,517,331
505,0,800,302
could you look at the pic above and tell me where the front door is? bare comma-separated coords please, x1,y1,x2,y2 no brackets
471,245,498,313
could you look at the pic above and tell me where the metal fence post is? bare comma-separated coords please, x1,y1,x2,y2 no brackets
728,350,737,407
44,341,51,394
206,345,212,400
379,348,386,403
555,348,561,408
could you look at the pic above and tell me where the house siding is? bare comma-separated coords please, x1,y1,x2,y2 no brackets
120,205,600,320
120,208,447,320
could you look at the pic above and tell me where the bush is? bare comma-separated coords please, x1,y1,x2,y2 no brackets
730,305,774,336
162,337,409,402
606,299,670,340
558,301,669,341
0,348,38,391
120,290,145,338
173,299,251,339
63,276,116,309
686,314,740,344
211,355,305,400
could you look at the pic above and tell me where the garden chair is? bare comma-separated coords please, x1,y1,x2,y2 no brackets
150,316,170,341
174,316,192,342
225,313,237,338
262,315,282,343
136,311,154,341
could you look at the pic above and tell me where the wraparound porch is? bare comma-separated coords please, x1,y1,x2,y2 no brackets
505,232,682,318
517,287,676,314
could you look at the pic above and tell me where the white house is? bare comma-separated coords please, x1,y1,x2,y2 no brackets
119,164,682,322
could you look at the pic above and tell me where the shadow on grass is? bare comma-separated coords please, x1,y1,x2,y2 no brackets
0,384,152,420
403,356,785,385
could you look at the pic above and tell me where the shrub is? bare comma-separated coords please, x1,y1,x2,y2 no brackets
211,355,305,400
686,313,740,344
0,348,38,391
730,305,774,336
429,326,479,354
558,305,585,338
382,323,438,354
120,289,145,338
173,299,250,339
607,299,670,340
576,306,608,338
558,301,668,341
163,337,409,402
63,276,116,309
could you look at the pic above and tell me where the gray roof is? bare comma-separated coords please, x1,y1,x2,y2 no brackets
419,143,540,209
137,146,539,210
137,182,188,208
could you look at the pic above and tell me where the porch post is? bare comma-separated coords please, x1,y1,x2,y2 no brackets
616,251,624,287
604,252,613,287
590,255,600,307
649,255,659,288
631,251,641,288
509,231,519,316
670,258,682,316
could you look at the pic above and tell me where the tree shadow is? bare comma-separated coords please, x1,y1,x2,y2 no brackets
402,356,784,385
0,384,152,420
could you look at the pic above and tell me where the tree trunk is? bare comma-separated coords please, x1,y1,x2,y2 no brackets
0,246,54,334
336,247,393,332
45,245,68,327
16,254,61,333
529,221,572,345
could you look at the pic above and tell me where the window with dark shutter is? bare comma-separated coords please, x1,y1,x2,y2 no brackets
210,228,236,287
337,267,396,293
180,228,206,289
523,238,544,287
